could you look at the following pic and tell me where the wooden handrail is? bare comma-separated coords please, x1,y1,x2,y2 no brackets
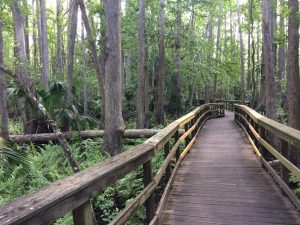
0,103,225,225
234,104,300,210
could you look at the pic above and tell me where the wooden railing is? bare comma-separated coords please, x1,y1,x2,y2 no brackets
193,99,250,111
0,103,224,225
234,104,300,210
223,100,250,111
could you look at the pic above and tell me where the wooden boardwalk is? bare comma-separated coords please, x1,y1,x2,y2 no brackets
161,111,300,225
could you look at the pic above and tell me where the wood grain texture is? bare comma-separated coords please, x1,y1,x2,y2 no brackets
160,111,300,225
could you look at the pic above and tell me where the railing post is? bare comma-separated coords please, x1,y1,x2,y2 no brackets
185,122,190,148
164,141,171,180
192,117,197,136
253,122,259,147
143,160,155,223
259,126,267,160
281,139,289,185
73,201,94,225
175,130,180,161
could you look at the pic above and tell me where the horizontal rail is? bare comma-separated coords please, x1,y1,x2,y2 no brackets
234,104,300,210
0,103,225,225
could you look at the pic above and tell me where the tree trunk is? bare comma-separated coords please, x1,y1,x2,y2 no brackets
36,0,42,73
24,0,30,63
78,0,105,113
13,0,36,134
40,0,50,90
287,0,300,166
237,2,245,101
174,0,182,116
66,0,78,105
9,129,161,144
250,0,256,106
0,21,9,139
262,0,276,120
103,0,125,156
144,34,150,128
81,19,88,115
56,0,64,76
213,0,221,102
155,0,166,124
124,52,131,84
205,13,213,103
32,0,38,76
137,0,146,128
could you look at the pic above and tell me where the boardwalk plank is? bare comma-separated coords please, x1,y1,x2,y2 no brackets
160,111,300,225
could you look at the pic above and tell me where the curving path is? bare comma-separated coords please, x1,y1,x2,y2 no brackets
160,111,300,225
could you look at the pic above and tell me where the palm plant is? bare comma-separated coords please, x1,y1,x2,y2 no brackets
7,81,98,133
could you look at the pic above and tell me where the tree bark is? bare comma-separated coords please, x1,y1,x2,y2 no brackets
144,34,150,128
32,0,38,76
250,0,256,106
36,0,42,73
55,0,64,76
78,0,105,118
205,12,213,103
237,2,245,101
40,0,50,90
81,19,88,115
155,0,166,124
213,0,221,102
124,52,131,84
9,129,161,144
174,0,182,115
103,0,125,156
262,0,276,120
287,0,300,161
137,0,146,128
0,21,9,139
24,0,30,63
66,0,78,105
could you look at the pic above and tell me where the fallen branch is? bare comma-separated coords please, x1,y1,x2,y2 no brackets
9,129,160,143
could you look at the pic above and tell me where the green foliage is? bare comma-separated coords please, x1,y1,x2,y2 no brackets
0,137,169,224
289,173,300,197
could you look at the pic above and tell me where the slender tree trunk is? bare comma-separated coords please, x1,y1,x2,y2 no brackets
205,13,213,103
36,0,42,73
247,31,251,92
0,21,9,139
213,0,221,102
79,0,105,118
155,0,166,124
56,0,64,76
40,0,49,90
144,34,150,128
103,0,125,156
250,0,256,106
174,0,182,116
237,2,245,101
81,19,88,115
32,0,38,76
137,0,146,128
66,0,78,105
24,0,30,63
124,52,131,84
262,0,276,120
